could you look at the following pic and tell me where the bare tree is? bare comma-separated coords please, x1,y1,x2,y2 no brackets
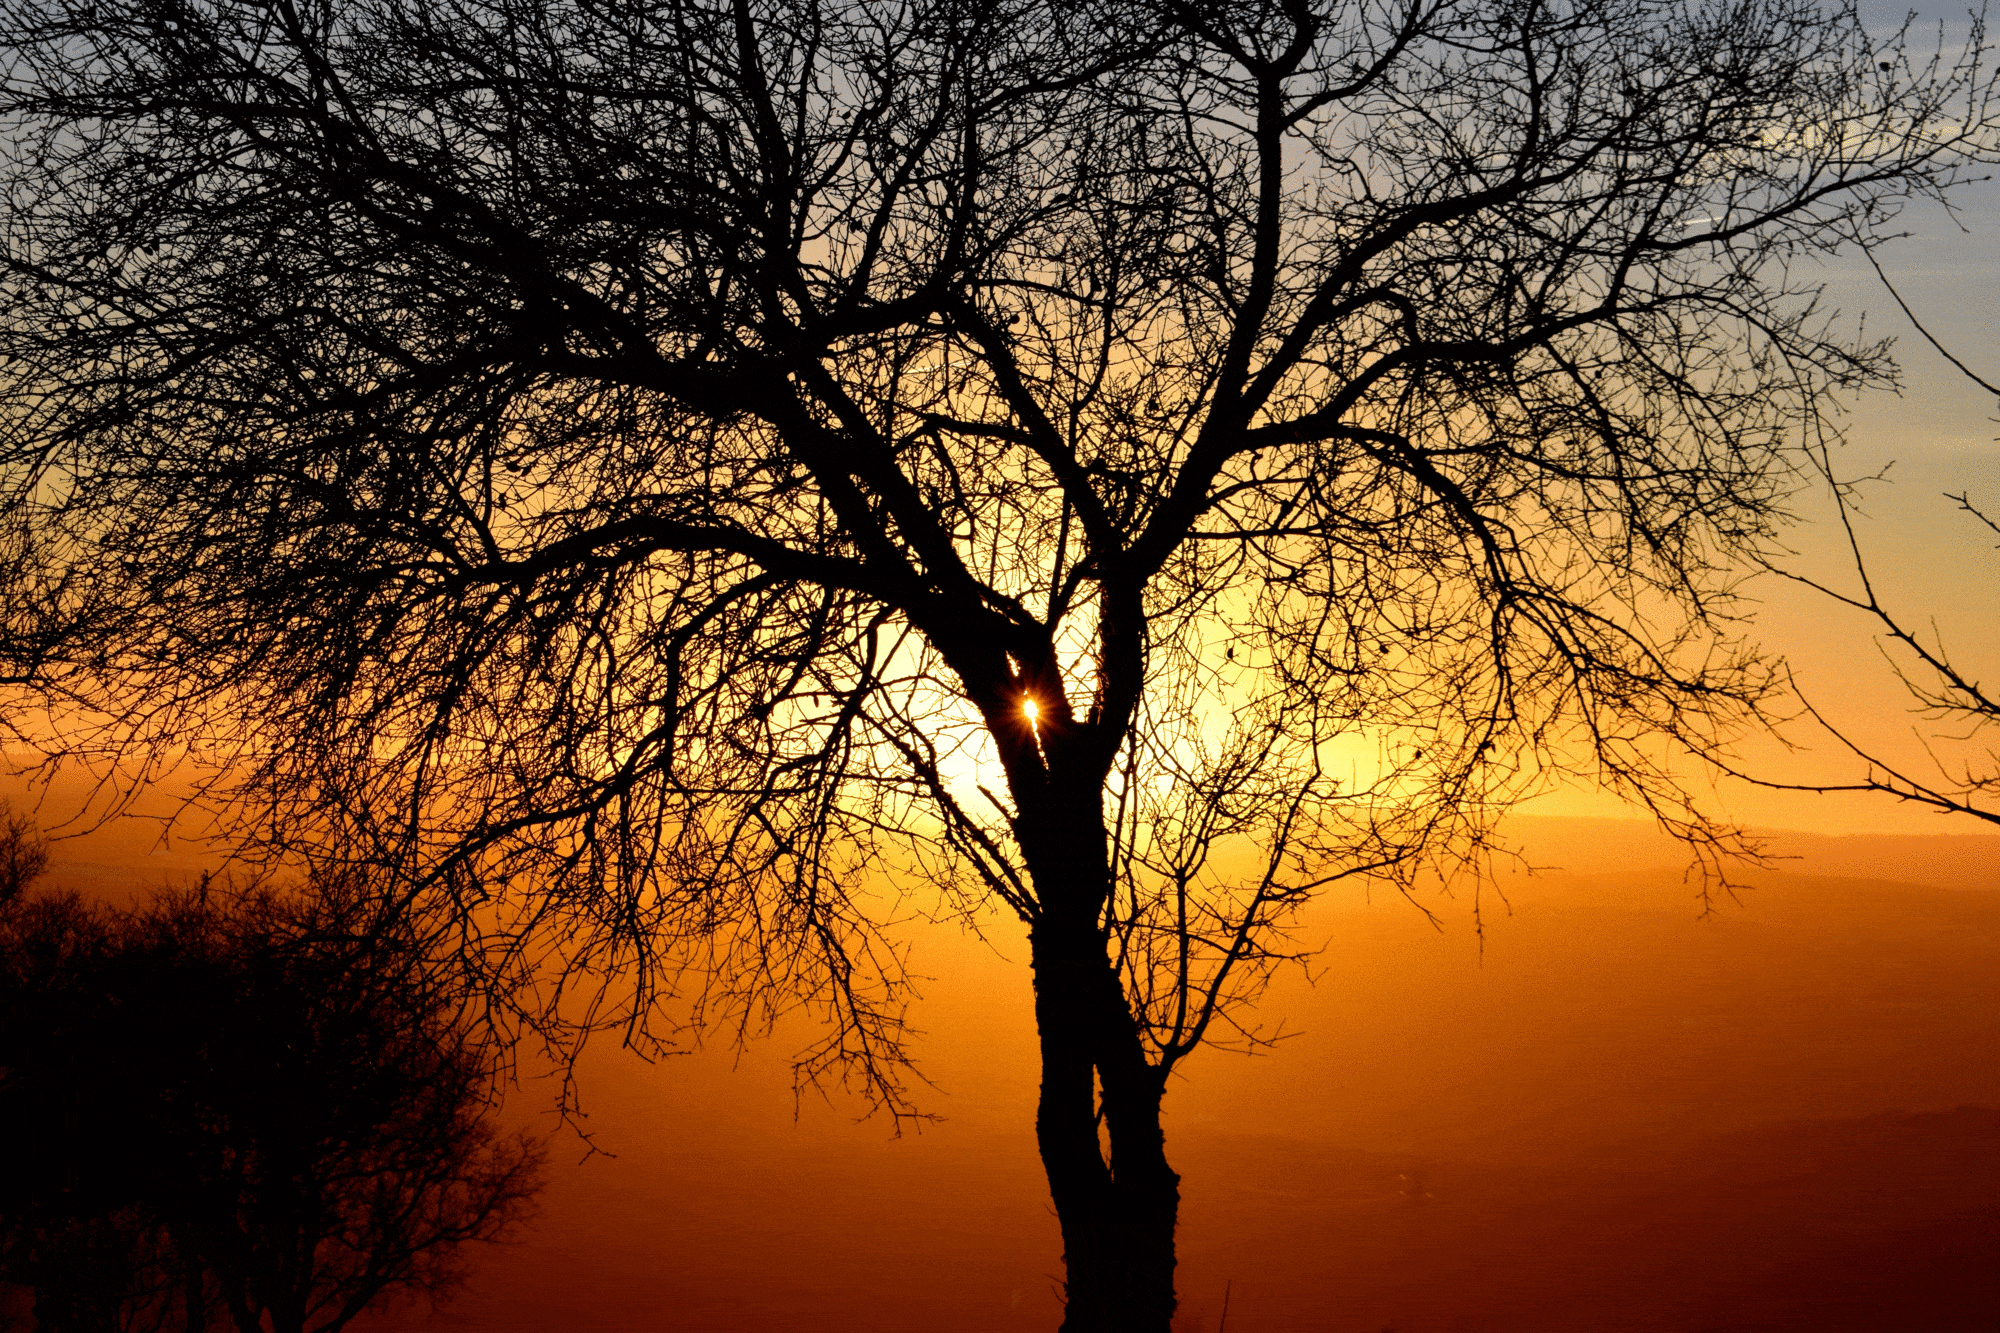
0,866,544,1333
1,0,1994,1326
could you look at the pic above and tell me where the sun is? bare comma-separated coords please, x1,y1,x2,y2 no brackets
1022,697,1039,723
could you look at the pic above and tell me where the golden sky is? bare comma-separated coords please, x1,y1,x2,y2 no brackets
5,7,1998,1329
1531,130,2000,837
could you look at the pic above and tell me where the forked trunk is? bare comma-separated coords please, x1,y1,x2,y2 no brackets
1030,915,1181,1332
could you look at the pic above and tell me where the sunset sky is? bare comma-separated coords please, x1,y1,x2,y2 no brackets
1694,0,2000,836
1538,6,2000,837
6,2,2000,1331
379,5,2000,1320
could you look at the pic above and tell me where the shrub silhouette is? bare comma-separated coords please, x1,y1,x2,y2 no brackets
0,846,543,1333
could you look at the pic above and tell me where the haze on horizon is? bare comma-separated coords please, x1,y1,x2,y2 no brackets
2,0,1998,1328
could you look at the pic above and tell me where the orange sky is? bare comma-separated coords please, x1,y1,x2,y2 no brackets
11,771,1998,1331
8,188,1999,1333
6,244,1995,1333
6,7,2000,1327
340,818,1995,1332
1709,129,2000,837
1498,148,2000,840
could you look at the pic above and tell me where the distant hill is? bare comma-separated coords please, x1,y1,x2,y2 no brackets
1501,814,2000,891
5,773,1995,1332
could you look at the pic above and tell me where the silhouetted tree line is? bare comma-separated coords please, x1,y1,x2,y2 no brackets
0,809,543,1333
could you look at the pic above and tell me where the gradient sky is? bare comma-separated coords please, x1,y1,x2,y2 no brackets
6,5,2000,1331
363,10,1996,1324
1537,0,2000,836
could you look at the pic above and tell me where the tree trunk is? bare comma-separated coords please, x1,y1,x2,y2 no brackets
1030,913,1181,1332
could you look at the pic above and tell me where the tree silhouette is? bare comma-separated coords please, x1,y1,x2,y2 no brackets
1,1,1994,1326
0,867,188,1333
0,857,544,1333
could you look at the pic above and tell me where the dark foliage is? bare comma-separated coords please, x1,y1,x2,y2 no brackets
0,834,543,1333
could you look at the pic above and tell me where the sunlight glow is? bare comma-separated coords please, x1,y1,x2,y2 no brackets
1022,697,1039,722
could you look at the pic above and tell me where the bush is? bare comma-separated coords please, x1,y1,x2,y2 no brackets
0,823,543,1333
